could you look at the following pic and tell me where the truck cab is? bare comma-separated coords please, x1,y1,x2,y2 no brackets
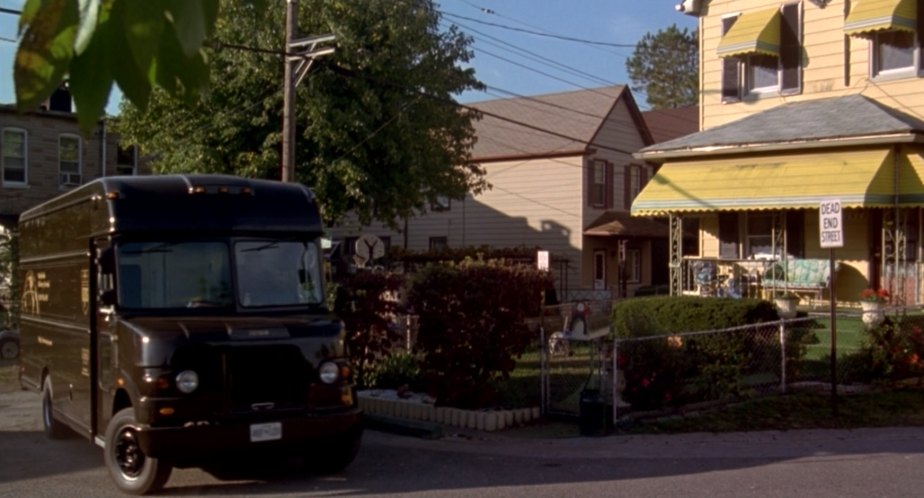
18,175,362,494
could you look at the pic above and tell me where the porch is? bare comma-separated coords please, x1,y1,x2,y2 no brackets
679,256,841,304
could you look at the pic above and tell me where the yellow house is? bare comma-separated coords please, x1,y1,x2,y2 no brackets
634,0,924,306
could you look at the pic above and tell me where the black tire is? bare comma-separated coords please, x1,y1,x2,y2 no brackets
42,376,70,440
305,429,363,475
0,338,18,359
104,408,173,495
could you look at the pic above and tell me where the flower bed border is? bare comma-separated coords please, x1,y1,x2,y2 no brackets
357,390,540,432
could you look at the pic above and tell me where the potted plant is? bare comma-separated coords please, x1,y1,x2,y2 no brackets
773,290,799,319
860,288,889,329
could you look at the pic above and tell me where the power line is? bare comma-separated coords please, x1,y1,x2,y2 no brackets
442,18,618,87
468,45,615,98
440,10,638,48
320,61,638,157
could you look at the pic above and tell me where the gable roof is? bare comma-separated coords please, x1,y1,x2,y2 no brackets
638,95,924,160
584,210,669,238
641,106,699,143
468,86,649,161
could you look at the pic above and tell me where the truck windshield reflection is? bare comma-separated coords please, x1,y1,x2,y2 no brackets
116,240,322,309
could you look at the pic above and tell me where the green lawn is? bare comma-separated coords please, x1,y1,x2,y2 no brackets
802,314,867,360
621,386,924,434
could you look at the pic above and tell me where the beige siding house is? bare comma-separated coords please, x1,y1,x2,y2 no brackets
331,86,690,297
635,0,924,306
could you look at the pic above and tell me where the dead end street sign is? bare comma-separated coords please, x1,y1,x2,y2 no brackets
819,199,843,248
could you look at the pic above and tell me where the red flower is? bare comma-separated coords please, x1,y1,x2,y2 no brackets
860,288,890,303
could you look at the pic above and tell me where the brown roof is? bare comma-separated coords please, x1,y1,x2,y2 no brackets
469,86,645,161
584,211,669,238
641,106,699,144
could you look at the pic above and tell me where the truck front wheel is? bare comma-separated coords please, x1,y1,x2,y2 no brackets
104,408,173,495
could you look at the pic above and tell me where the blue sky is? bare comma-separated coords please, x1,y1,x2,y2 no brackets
0,0,696,114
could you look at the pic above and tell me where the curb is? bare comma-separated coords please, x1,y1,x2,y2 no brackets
363,413,444,439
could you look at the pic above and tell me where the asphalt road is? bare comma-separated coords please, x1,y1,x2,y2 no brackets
2,363,924,497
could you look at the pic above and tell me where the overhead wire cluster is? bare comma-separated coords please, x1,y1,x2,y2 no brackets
0,1,675,213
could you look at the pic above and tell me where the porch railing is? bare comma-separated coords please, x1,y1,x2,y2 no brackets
680,257,770,298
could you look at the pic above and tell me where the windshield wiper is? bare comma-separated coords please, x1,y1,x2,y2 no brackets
241,241,280,252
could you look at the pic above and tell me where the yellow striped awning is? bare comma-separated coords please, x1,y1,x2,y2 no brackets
844,0,916,37
631,149,896,216
897,145,924,206
717,8,781,58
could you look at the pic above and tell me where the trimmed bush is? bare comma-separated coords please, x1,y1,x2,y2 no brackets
406,259,552,408
613,296,784,410
612,296,779,338
333,271,407,388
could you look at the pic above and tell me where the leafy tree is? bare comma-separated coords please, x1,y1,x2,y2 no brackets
114,0,487,227
14,0,251,132
626,24,698,109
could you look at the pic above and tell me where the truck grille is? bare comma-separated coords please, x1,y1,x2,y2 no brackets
225,345,309,414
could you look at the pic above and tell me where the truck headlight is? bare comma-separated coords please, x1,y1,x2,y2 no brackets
176,370,199,393
319,362,339,384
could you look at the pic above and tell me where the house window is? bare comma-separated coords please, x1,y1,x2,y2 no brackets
873,30,916,76
719,212,739,259
2,128,27,186
59,135,82,187
431,195,451,212
588,159,612,208
591,161,605,206
748,54,780,92
626,248,641,283
429,236,448,252
721,3,802,101
746,213,774,258
683,217,701,257
847,0,924,79
116,144,137,175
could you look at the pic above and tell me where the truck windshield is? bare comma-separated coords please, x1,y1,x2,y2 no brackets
115,239,324,309
117,241,233,309
235,240,323,307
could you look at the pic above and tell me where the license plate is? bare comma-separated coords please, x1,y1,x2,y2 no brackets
250,422,282,442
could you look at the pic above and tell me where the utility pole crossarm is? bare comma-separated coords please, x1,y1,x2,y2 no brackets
281,0,335,183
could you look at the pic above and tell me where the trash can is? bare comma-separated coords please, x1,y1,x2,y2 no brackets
579,388,606,436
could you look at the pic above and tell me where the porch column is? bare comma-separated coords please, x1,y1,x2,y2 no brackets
669,213,683,296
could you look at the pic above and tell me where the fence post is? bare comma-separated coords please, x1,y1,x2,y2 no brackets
779,320,787,394
540,325,547,415
612,336,619,424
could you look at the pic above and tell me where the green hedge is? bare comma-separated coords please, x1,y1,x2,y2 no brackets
612,296,780,338
612,296,789,410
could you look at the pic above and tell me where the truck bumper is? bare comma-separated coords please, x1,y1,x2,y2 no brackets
135,408,363,459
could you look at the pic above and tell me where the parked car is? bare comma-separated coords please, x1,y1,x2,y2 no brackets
0,328,19,360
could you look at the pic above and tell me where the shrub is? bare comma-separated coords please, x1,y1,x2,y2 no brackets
612,296,779,338
850,315,924,384
613,296,783,410
367,351,424,391
406,259,551,408
333,271,407,388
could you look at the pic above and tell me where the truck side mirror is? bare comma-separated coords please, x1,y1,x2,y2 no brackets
99,289,117,307
96,246,116,306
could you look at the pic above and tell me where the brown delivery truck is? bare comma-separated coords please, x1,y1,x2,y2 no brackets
17,175,362,494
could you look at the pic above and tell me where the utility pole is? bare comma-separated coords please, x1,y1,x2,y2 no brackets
282,0,335,183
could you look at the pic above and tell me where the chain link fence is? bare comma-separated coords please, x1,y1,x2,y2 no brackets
537,306,924,426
